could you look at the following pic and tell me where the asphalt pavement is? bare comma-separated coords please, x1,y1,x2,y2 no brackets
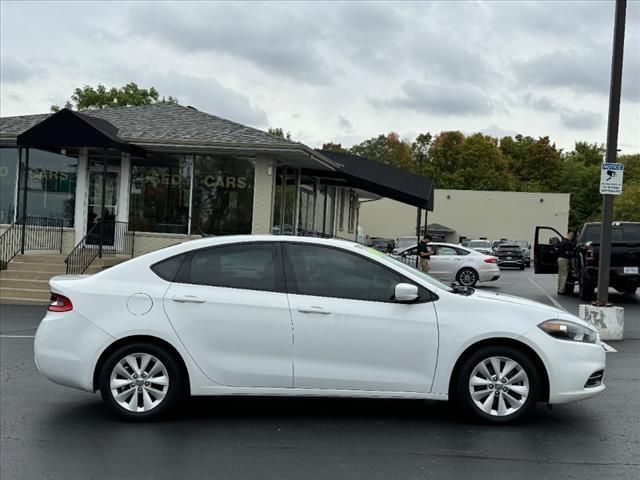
1,270,639,480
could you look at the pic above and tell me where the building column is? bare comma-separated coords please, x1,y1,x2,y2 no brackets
251,155,276,234
73,148,89,245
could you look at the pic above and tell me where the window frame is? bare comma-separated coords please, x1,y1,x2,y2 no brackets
169,241,286,293
282,242,437,304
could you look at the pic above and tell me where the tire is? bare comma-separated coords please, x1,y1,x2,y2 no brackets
99,342,185,421
519,264,525,271
457,268,479,287
579,271,595,301
526,260,531,268
454,345,541,424
622,286,637,295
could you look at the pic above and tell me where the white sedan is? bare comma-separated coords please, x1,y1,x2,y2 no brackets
395,242,500,286
34,236,605,423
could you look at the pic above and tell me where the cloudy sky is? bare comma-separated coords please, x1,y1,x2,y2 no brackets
1,1,639,152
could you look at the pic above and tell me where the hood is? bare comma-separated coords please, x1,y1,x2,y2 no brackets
471,289,561,315
467,289,595,330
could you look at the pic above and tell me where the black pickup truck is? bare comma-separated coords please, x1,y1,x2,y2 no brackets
534,222,640,300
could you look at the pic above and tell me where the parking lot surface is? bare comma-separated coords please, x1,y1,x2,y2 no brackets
1,270,639,480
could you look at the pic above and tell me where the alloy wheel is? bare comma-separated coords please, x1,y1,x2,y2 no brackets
109,353,170,413
468,356,530,417
458,269,478,286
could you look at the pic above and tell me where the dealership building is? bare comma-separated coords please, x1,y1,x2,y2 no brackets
0,104,433,303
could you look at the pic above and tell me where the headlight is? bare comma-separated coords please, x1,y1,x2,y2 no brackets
538,319,598,344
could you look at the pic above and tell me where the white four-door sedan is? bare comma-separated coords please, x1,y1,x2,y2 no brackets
395,242,500,286
34,236,606,423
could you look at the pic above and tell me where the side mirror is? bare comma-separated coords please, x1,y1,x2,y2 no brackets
395,283,419,303
549,237,560,245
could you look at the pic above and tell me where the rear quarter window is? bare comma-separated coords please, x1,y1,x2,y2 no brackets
151,254,186,282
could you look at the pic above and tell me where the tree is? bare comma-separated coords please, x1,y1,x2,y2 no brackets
51,82,178,112
614,153,640,221
500,135,563,192
320,142,348,153
349,132,413,171
268,127,292,140
411,132,433,176
427,131,466,188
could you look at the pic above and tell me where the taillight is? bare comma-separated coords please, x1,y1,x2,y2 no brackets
484,257,498,264
48,293,73,312
586,247,597,266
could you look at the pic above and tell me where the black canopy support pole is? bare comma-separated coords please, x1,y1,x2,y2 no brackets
98,147,108,259
597,0,626,306
415,207,422,269
20,147,30,255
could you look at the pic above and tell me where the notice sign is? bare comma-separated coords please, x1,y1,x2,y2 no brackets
600,163,624,195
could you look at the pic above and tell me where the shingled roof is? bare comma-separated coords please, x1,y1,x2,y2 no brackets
0,104,294,146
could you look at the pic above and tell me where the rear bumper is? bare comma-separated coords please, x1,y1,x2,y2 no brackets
34,311,114,392
498,259,524,267
585,267,640,287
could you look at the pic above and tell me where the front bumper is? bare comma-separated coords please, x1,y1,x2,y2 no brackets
34,311,115,392
524,327,606,404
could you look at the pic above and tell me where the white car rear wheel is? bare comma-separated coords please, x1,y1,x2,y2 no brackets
456,268,479,287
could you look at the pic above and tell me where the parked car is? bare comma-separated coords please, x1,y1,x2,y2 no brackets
467,239,493,256
535,222,640,300
512,240,532,268
393,235,418,253
395,242,500,286
35,235,606,424
495,243,526,270
368,237,394,253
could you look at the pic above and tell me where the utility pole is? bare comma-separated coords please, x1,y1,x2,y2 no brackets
596,0,626,306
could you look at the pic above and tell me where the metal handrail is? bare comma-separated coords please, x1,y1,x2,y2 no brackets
1,216,64,270
65,220,135,275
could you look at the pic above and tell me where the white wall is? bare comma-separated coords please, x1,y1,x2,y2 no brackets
359,189,570,247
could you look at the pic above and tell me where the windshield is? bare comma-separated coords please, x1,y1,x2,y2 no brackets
513,240,529,249
468,240,491,248
581,223,640,243
355,244,453,292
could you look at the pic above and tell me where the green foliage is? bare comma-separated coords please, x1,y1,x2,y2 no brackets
614,154,640,221
51,82,178,112
500,135,563,192
267,127,292,140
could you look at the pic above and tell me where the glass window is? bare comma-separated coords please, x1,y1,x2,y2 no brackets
129,153,192,234
348,192,357,233
0,148,19,224
182,243,277,292
338,189,345,231
272,167,297,235
436,246,458,256
18,148,78,227
192,155,255,235
285,243,405,302
151,254,186,282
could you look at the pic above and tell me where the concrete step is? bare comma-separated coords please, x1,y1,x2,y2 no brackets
0,277,50,290
0,296,49,306
0,270,61,281
12,254,66,265
0,287,50,301
6,262,66,274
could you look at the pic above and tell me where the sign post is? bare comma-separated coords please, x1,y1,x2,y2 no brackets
596,0,626,307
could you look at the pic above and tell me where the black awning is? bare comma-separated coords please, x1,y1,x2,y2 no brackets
16,108,144,155
314,150,434,210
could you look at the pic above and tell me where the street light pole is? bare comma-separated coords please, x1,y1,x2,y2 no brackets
596,0,627,306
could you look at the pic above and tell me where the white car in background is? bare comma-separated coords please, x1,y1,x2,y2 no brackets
467,239,494,256
395,242,500,286
34,236,605,424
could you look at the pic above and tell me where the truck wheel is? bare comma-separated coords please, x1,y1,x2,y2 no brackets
579,272,595,301
623,286,637,295
564,282,575,295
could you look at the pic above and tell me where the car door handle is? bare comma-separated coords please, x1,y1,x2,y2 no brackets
172,295,206,304
297,306,332,315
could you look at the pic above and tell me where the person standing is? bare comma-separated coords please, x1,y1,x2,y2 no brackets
557,230,577,295
418,234,434,273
